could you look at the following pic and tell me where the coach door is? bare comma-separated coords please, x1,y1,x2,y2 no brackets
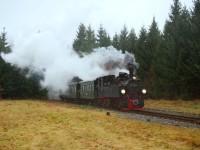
76,83,80,98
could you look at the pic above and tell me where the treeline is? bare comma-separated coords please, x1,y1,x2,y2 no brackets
0,28,47,99
73,0,200,100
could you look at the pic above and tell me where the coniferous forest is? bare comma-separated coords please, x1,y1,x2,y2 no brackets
73,0,200,100
0,29,48,99
0,0,200,100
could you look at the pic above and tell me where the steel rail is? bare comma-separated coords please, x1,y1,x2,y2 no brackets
131,109,200,125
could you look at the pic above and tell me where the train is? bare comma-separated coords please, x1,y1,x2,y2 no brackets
60,63,146,110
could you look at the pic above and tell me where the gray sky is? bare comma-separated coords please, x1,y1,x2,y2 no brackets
0,0,193,45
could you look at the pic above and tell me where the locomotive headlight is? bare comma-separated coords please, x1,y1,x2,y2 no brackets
142,89,147,94
121,89,126,95
133,76,137,80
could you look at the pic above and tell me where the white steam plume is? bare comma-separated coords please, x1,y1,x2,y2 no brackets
3,31,138,98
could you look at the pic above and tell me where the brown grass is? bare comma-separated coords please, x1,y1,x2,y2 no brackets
0,100,200,150
145,99,200,115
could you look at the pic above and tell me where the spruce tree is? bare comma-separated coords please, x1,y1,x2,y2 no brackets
161,0,194,99
127,28,137,54
97,25,111,47
119,25,129,53
190,0,200,98
0,28,11,58
135,27,148,80
146,17,162,98
0,29,47,99
85,25,96,53
112,33,120,50
73,23,87,53
161,0,182,98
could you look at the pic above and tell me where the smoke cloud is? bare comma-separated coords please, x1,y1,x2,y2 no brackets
3,30,137,98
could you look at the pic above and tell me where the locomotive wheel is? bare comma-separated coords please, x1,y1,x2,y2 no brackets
110,99,120,110
104,99,111,108
117,101,122,110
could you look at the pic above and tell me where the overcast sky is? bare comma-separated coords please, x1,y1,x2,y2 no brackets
0,0,193,46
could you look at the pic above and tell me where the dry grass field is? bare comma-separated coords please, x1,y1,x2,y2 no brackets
145,99,200,115
0,100,200,150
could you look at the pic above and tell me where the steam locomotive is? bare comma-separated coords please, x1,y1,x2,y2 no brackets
60,62,146,110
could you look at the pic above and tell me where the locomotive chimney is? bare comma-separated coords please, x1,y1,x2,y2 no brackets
127,63,135,78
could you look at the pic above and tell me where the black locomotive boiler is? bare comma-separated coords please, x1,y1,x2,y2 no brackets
60,63,146,110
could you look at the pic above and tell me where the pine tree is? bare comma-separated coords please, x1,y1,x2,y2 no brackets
176,7,194,99
85,25,96,53
73,23,87,53
161,0,182,98
97,25,111,47
146,17,162,98
112,33,120,50
119,25,129,53
161,0,194,99
0,63,47,99
127,28,137,54
189,0,200,98
0,29,47,99
135,27,148,80
0,28,11,58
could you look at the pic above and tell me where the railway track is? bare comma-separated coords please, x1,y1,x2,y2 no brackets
53,99,200,126
131,109,200,125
